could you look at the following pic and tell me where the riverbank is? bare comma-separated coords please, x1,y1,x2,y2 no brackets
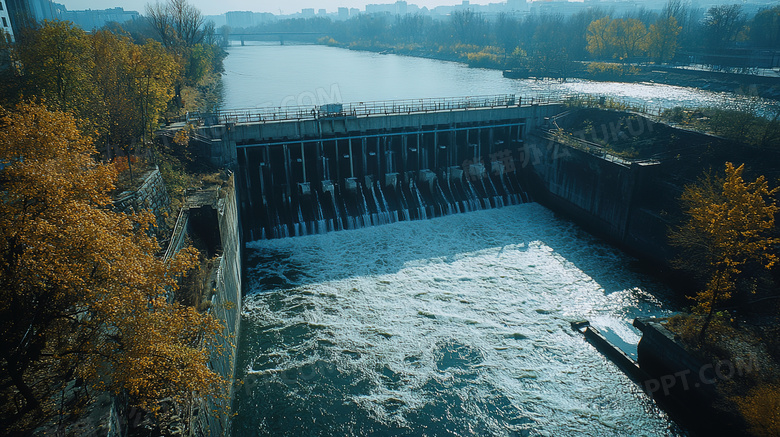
527,106,779,435
636,316,780,437
320,41,780,102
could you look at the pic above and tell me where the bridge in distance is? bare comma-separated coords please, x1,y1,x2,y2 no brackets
227,32,326,45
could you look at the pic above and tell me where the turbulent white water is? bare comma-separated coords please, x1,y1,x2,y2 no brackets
233,204,684,436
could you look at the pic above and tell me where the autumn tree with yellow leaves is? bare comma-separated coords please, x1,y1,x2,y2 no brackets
647,16,681,63
7,22,182,161
90,30,179,156
586,15,681,63
0,102,225,425
1,15,219,162
670,163,780,342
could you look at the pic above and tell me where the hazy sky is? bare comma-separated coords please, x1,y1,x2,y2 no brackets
58,1,494,15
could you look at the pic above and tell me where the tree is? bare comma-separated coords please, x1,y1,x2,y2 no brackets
14,20,98,123
145,0,219,112
704,4,746,51
662,0,686,24
670,163,779,342
567,8,610,61
129,39,180,143
2,21,181,162
606,18,648,61
393,14,431,45
450,10,488,46
90,30,140,159
146,0,206,51
494,12,520,60
0,102,225,420
89,31,179,169
749,6,780,49
647,16,681,63
586,16,612,58
530,15,572,78
735,384,780,437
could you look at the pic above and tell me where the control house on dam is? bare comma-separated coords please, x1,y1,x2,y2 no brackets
182,95,564,241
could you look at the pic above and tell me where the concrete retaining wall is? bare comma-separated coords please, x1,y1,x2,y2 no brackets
113,167,171,232
524,134,671,264
633,318,745,435
160,179,242,437
197,179,242,437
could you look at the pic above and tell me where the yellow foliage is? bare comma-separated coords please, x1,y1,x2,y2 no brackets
173,125,193,146
587,16,649,60
15,20,97,117
670,163,779,339
587,16,612,58
318,36,339,46
647,17,681,62
466,51,501,67
587,62,625,75
6,22,182,157
735,384,780,436
0,102,226,413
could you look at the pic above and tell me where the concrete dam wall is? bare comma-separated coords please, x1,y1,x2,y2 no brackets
184,97,565,241
524,132,669,263
164,180,242,437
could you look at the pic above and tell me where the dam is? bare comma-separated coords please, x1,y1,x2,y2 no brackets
164,90,716,435
189,42,780,436
179,95,565,241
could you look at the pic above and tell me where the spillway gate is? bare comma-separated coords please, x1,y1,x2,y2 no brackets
179,95,565,240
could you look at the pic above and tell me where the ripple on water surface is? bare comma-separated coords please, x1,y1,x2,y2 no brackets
233,203,685,436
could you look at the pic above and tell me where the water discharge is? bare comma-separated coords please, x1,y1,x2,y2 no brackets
222,42,711,436
233,204,685,436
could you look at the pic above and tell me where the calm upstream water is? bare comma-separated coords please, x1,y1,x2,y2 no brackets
222,42,771,112
227,43,698,436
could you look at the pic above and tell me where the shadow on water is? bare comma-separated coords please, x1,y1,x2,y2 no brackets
244,203,679,308
233,203,686,437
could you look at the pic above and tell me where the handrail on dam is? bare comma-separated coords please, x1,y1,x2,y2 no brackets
181,94,567,126
537,128,660,167
178,92,667,128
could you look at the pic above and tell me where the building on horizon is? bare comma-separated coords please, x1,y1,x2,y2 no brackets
365,3,394,14
60,7,139,31
226,11,253,28
4,0,58,38
395,1,408,15
506,0,527,12
1,0,14,41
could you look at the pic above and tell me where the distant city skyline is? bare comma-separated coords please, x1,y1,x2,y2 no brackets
58,0,513,15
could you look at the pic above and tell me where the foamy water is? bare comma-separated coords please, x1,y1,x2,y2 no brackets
233,204,685,436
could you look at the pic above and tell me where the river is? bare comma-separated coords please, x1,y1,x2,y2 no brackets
222,42,772,112
227,42,693,436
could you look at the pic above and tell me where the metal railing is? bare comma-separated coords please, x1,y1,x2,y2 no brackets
163,207,190,263
176,92,670,127
538,128,660,166
181,93,572,126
